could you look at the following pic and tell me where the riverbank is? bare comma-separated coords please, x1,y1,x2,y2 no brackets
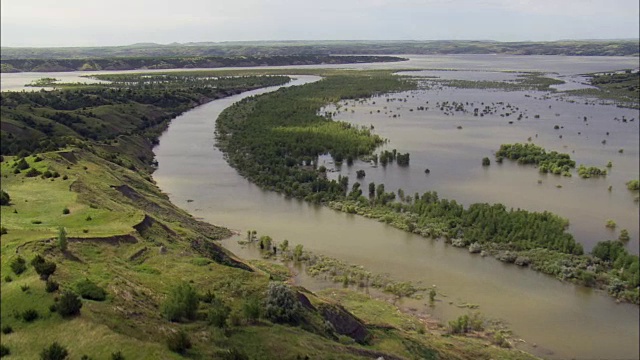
0,73,539,359
214,71,639,304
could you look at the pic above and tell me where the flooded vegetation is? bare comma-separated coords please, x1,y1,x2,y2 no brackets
1,54,638,359
149,55,639,360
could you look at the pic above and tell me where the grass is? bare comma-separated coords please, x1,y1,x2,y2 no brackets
0,72,544,359
319,289,538,360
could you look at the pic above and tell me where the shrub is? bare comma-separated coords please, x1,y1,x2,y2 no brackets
46,280,60,293
62,207,70,215
10,256,27,275
243,297,262,322
22,309,39,322
76,279,106,301
57,291,83,317
0,344,9,357
482,157,490,166
618,229,630,242
166,330,191,354
0,226,6,235
111,351,125,360
2,325,13,334
40,342,68,360
492,331,511,348
58,227,68,251
0,190,10,206
468,242,482,253
4,276,11,283
208,299,231,328
15,158,29,170
20,284,30,292
200,289,215,303
162,283,199,322
448,313,483,334
31,255,56,280
264,282,301,325
25,168,42,177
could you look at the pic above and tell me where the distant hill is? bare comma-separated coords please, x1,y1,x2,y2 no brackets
0,55,405,73
1,40,638,60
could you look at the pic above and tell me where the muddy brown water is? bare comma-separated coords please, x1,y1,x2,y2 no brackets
151,72,638,359
3,55,639,359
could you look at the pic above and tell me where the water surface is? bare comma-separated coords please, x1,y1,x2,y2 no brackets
152,61,639,359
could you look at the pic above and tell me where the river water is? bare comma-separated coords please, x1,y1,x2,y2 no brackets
3,55,639,359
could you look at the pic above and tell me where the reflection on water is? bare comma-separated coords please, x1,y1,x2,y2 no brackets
153,60,639,359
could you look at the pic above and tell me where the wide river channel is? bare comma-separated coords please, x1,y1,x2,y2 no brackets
3,55,639,359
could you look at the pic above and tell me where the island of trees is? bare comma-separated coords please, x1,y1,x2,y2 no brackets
216,72,639,304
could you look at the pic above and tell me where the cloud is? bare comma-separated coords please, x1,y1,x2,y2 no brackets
1,0,638,46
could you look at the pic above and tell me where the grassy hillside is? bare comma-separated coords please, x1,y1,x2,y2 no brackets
0,71,539,359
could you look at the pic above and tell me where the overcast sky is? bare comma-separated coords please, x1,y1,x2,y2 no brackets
1,0,638,47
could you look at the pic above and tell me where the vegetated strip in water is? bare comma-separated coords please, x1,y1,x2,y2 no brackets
242,234,426,298
422,73,565,92
242,235,519,346
567,70,640,109
215,71,640,304
496,143,608,179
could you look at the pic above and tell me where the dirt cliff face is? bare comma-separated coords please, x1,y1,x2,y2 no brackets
318,302,369,344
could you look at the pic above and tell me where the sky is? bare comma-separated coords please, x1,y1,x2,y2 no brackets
1,0,639,47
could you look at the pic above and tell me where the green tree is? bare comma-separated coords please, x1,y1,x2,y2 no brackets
293,244,304,261
76,279,107,301
166,330,191,354
0,344,9,357
10,256,26,275
162,282,199,322
0,189,10,206
40,342,68,360
279,239,289,252
264,282,302,325
429,287,436,302
243,297,262,322
58,227,68,252
618,229,630,242
31,255,56,280
57,291,83,317
258,236,272,251
208,298,231,328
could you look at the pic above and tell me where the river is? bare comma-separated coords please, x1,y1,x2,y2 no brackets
3,55,639,359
